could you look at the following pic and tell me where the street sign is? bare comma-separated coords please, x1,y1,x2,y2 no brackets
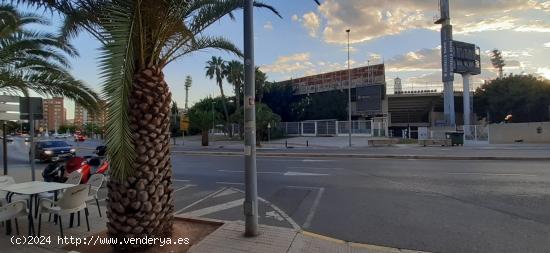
0,95,20,121
180,115,189,131
19,97,43,120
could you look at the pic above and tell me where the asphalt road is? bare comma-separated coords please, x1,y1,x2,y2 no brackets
170,154,550,253
3,137,550,252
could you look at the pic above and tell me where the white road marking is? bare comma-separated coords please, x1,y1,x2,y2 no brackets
447,172,538,177
216,182,244,186
175,187,227,214
302,187,325,229
232,188,301,230
302,159,336,162
217,170,281,174
283,172,329,176
174,184,196,193
265,211,284,221
287,166,343,170
212,188,238,198
172,179,190,182
182,198,244,217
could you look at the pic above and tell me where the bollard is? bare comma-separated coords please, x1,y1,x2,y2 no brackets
285,140,288,148
306,140,309,147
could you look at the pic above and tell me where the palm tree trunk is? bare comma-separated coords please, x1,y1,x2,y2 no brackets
217,82,232,137
107,67,174,250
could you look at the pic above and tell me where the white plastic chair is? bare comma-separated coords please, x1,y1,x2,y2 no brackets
65,171,82,185
0,176,15,206
37,184,90,237
0,200,28,235
85,174,104,217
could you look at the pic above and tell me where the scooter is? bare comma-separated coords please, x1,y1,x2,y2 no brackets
64,156,109,184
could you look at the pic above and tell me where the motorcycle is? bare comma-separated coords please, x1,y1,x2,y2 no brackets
43,146,109,184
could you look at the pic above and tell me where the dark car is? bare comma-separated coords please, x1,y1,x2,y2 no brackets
0,136,14,143
33,140,76,162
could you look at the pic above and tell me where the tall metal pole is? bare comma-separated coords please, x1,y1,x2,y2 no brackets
462,73,471,134
346,29,352,147
243,0,258,236
28,100,35,181
3,121,7,175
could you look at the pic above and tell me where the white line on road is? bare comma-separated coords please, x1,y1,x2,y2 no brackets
175,187,227,214
291,186,325,229
217,170,281,174
302,159,336,162
174,184,196,193
216,182,244,186
283,172,329,176
182,198,244,217
287,166,343,170
172,179,190,182
447,172,538,177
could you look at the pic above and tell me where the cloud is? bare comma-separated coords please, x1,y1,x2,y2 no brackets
545,42,550,47
260,53,313,74
301,12,321,37
263,21,273,30
305,0,550,44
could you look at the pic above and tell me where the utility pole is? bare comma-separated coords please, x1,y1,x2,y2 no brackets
28,100,35,181
3,121,7,175
243,0,258,237
346,29,352,147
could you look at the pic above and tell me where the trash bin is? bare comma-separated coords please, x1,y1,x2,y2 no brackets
445,132,464,146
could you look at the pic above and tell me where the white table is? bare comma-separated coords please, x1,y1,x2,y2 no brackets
0,181,77,235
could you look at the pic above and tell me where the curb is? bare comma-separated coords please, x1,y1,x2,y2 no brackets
172,150,550,161
301,230,430,253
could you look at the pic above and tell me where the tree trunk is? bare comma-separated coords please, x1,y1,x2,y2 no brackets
201,130,209,146
217,82,232,137
106,67,174,250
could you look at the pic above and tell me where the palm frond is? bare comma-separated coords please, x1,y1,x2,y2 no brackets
98,0,137,181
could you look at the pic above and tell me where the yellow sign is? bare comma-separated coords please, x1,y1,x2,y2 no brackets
180,115,189,131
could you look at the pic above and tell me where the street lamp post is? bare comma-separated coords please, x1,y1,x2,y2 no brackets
243,0,259,237
346,29,352,147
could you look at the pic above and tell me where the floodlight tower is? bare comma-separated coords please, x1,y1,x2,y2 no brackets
435,0,455,126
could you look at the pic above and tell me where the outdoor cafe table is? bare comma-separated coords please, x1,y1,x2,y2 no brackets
0,181,77,235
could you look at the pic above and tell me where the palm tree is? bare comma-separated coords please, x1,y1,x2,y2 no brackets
255,67,267,103
224,60,244,137
224,60,244,109
16,0,279,249
205,56,231,134
0,4,98,110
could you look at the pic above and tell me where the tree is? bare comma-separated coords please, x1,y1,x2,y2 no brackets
262,82,299,121
184,75,192,110
170,101,182,137
188,108,220,146
223,60,244,137
224,60,244,110
474,74,550,123
206,56,231,135
0,4,99,110
231,103,281,145
16,0,279,249
58,124,76,134
255,67,267,103
491,49,506,78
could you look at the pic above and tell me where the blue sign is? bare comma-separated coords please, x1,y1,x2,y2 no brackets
441,25,454,82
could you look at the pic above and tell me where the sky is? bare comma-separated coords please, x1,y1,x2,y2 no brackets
18,0,550,119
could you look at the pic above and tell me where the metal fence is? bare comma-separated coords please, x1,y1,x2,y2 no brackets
277,119,388,137
463,125,489,142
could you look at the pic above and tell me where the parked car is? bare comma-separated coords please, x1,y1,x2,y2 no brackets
32,140,76,162
0,136,14,143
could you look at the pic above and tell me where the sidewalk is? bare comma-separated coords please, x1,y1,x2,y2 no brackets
189,221,428,253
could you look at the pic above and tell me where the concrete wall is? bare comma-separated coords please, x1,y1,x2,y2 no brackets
489,122,550,144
